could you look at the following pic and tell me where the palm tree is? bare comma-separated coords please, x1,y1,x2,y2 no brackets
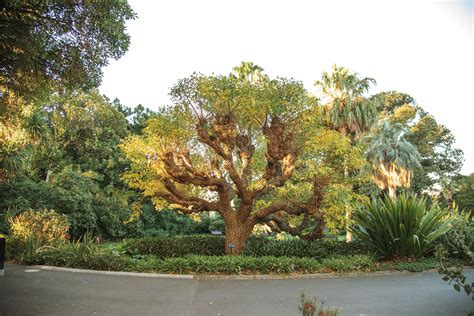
315,65,377,142
315,65,378,241
364,120,421,199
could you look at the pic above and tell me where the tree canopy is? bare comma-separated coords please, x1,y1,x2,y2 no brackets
0,1,136,98
121,63,331,253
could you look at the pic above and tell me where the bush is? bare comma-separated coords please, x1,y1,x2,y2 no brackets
123,235,225,258
440,210,474,260
321,255,375,272
379,258,438,272
157,255,323,274
350,194,452,258
242,236,370,259
9,209,70,249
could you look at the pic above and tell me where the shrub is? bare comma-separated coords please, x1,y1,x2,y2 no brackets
321,255,375,272
379,258,438,272
9,209,70,245
123,235,225,258
350,194,452,258
439,210,473,260
157,255,323,274
242,236,370,259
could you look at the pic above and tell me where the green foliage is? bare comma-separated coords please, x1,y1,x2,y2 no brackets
123,235,225,258
9,209,69,245
372,91,463,194
242,236,371,258
321,255,375,272
436,244,473,296
351,194,453,258
440,210,473,260
298,291,339,316
1,1,136,98
379,258,438,272
453,174,474,215
0,169,131,239
157,255,323,274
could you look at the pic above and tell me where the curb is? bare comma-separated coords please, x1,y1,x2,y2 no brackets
27,264,438,280
31,265,194,279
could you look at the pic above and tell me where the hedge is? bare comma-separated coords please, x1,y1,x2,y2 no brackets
123,235,372,259
242,236,371,258
123,235,225,258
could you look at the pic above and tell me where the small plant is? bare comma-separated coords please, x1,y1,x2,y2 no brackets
350,194,452,258
298,291,339,316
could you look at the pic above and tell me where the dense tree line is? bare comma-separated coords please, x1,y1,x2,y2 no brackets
0,1,470,248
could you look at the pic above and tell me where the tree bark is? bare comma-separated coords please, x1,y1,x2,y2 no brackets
45,169,53,182
223,214,254,255
345,211,353,243
343,166,353,243
388,186,397,200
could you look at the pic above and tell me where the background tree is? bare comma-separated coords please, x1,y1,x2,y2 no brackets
0,1,135,181
453,174,474,215
121,63,328,254
364,120,421,199
372,91,463,194
0,1,136,98
315,65,377,241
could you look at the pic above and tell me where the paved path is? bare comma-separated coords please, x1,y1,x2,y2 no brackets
1,264,473,315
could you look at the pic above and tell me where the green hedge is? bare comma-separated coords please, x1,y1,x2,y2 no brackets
123,235,225,258
123,235,372,259
242,236,371,258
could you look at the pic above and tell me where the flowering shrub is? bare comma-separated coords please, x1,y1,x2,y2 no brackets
9,209,70,245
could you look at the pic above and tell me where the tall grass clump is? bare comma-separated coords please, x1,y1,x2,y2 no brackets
350,194,452,258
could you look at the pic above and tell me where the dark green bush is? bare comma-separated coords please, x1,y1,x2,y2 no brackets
123,235,371,259
4,236,24,260
242,236,370,259
123,235,225,258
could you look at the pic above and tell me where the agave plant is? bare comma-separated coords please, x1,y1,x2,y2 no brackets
350,194,452,258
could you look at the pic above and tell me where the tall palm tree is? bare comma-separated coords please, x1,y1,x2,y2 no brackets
315,65,377,142
364,120,421,199
315,65,378,241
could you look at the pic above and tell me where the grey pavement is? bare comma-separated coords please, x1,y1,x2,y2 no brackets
0,263,473,316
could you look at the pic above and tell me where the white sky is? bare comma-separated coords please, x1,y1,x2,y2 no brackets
100,0,474,175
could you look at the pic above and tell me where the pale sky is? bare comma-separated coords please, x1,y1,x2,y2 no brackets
100,0,474,175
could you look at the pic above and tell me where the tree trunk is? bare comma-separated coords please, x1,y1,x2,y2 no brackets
343,166,353,242
223,214,254,255
345,210,353,243
45,169,53,182
388,186,397,200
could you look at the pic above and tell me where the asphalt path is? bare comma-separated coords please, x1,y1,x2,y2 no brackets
1,264,473,315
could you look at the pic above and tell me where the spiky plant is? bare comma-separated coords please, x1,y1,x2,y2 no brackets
350,194,453,258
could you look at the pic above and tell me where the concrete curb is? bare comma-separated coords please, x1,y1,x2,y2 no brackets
27,264,440,280
194,270,428,280
31,265,194,279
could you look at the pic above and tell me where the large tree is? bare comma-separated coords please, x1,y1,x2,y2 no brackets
122,64,326,254
0,1,135,180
